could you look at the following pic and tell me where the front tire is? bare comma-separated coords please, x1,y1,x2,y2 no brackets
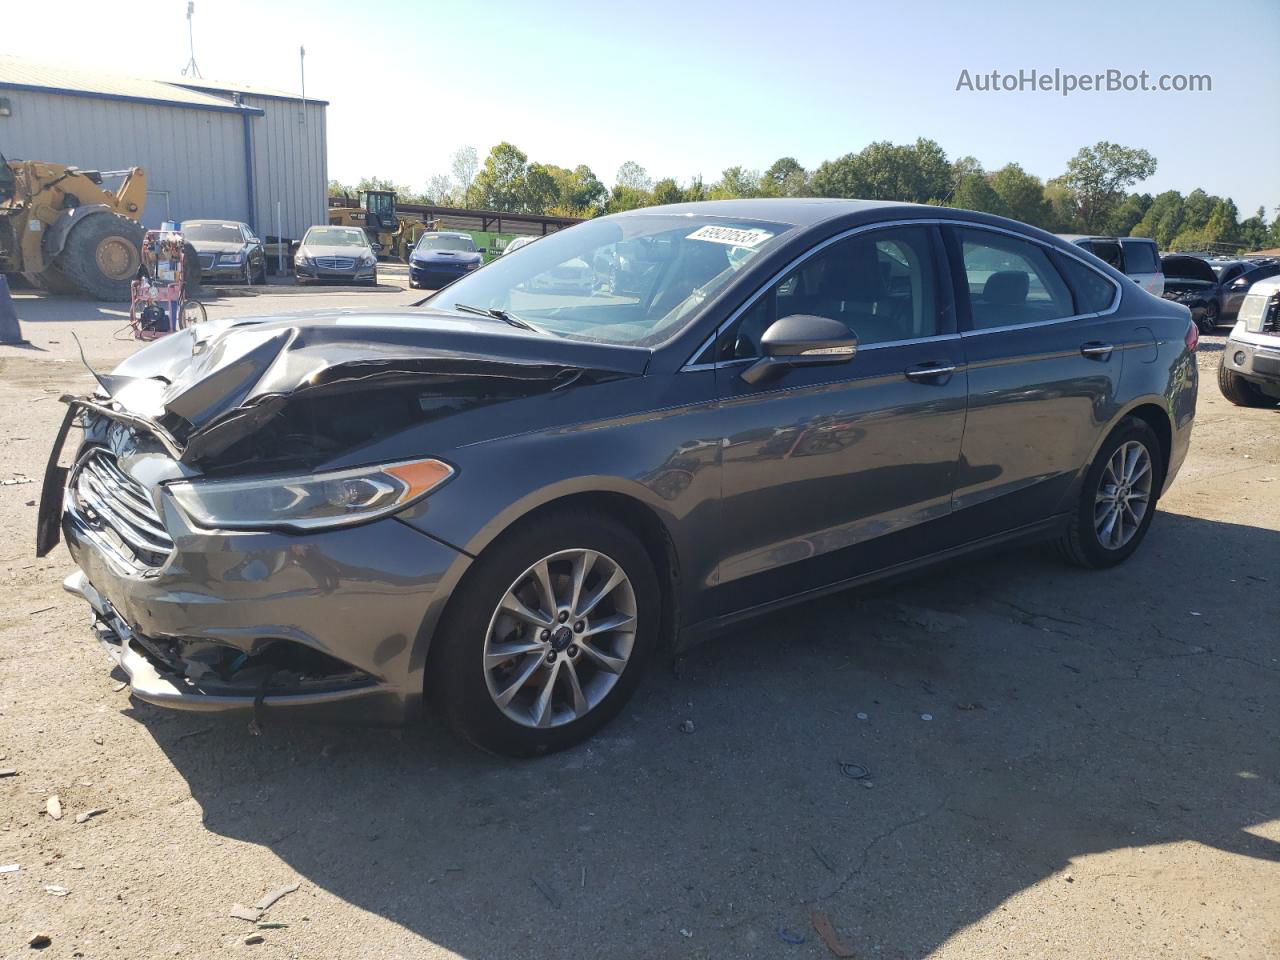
1197,301,1220,333
1057,417,1163,569
1217,357,1272,407
428,510,660,757
54,214,143,301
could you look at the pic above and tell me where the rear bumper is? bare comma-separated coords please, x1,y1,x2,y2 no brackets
1224,330,1280,388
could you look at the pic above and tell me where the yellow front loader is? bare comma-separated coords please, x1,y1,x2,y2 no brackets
0,155,148,300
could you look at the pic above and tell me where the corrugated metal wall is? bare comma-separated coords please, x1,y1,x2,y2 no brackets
242,94,327,242
0,89,250,228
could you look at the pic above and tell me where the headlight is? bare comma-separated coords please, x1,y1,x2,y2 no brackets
168,459,454,531
219,252,245,264
295,255,311,266
359,254,376,267
467,261,481,270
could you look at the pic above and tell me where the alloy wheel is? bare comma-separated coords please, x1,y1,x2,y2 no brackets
483,549,638,729
1094,440,1153,550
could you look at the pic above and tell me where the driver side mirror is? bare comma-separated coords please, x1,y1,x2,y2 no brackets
741,314,857,385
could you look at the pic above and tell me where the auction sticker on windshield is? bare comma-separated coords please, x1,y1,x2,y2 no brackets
686,225,774,247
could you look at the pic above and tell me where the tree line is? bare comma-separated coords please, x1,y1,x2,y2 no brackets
329,140,1280,252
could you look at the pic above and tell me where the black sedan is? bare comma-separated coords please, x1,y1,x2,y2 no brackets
1162,255,1280,332
41,200,1198,756
181,219,267,284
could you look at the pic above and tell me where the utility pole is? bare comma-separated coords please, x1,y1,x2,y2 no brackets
181,1,202,78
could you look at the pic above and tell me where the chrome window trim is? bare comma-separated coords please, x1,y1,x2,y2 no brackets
680,217,1123,370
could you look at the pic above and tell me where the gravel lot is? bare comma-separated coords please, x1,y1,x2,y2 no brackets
2,285,1277,959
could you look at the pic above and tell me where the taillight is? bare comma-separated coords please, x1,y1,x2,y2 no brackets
1185,319,1199,351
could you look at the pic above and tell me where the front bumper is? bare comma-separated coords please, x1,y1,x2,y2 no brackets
55,443,469,722
295,262,377,282
409,264,475,288
1223,328,1280,389
198,261,248,280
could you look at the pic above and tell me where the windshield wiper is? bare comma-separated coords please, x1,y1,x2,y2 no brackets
452,302,545,334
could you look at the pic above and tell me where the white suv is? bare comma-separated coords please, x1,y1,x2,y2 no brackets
1060,235,1164,297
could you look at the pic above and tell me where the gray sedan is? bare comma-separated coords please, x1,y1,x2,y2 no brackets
39,199,1198,756
294,225,378,285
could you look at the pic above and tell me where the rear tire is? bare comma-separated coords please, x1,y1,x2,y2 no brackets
1217,356,1272,407
54,214,143,301
428,510,660,757
1057,417,1163,569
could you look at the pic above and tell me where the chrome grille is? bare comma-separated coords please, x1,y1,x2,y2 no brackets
74,449,173,567
198,253,216,270
316,256,355,270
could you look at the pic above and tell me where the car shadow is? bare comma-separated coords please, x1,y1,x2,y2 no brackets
137,511,1279,958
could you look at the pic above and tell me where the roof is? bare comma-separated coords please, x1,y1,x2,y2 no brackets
173,79,328,106
615,197,917,228
0,55,263,115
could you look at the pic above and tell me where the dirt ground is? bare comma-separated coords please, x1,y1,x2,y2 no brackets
1,282,1277,960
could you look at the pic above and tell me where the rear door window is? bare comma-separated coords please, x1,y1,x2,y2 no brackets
1082,239,1124,271
1120,239,1159,274
957,228,1076,330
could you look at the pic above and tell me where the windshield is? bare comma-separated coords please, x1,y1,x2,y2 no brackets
184,222,243,243
417,234,476,252
303,228,367,247
426,215,791,346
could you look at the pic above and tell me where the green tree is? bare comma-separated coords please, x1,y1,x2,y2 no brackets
1131,190,1185,248
450,146,479,206
520,162,559,214
473,142,529,211
1105,192,1152,237
990,163,1051,227
762,157,807,197
950,172,1009,217
711,166,762,199
1042,178,1080,232
1061,141,1158,232
1238,207,1269,250
652,177,683,206
811,138,950,203
615,161,652,192
606,185,653,214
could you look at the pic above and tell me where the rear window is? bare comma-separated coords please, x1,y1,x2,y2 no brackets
1121,239,1159,274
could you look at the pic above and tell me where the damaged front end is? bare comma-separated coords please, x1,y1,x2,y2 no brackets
39,309,646,720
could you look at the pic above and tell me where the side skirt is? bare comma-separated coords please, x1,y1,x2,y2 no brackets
679,513,1070,643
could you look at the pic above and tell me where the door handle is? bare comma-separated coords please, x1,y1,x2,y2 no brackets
904,362,957,382
1080,342,1114,360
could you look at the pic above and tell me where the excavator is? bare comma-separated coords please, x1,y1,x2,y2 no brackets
328,189,438,261
0,154,151,301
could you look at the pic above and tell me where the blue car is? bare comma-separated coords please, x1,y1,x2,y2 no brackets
408,232,484,290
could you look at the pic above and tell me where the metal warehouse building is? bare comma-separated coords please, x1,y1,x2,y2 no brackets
0,55,327,243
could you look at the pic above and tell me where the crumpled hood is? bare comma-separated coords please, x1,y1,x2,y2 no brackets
86,309,649,464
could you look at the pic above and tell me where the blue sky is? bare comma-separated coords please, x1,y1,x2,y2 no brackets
9,0,1280,215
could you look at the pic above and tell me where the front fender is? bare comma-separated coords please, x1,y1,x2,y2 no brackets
44,204,114,258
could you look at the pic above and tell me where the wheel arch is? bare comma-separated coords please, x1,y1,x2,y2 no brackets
44,204,115,259
1081,397,1174,498
415,486,684,701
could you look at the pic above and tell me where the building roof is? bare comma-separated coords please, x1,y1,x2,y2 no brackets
0,56,264,115
173,78,328,106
